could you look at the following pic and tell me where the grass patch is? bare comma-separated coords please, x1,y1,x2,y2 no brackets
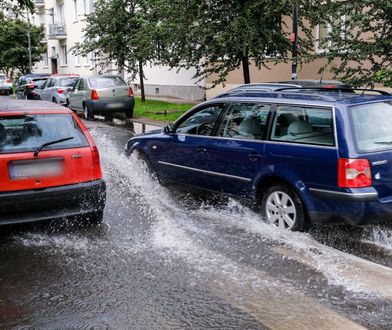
133,97,195,122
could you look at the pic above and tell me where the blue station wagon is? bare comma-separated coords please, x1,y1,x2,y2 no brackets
126,90,392,231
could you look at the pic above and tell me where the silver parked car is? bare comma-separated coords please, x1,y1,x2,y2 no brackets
67,75,134,120
37,74,79,105
0,74,13,95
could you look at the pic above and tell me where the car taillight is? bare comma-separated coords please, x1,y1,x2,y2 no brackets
91,145,102,179
338,158,372,188
128,86,134,97
91,89,99,100
5,79,12,83
57,88,64,94
322,84,337,88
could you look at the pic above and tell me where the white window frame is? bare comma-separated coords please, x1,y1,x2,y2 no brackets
75,54,81,66
315,15,347,54
61,45,68,66
73,0,78,21
43,53,49,67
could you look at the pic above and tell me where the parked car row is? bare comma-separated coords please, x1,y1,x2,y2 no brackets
13,73,135,120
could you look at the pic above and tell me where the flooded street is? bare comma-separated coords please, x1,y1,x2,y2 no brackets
1,119,392,329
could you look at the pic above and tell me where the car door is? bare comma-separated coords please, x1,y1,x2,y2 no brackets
40,78,51,101
154,102,226,189
68,79,82,110
77,78,89,108
16,78,26,99
205,102,272,197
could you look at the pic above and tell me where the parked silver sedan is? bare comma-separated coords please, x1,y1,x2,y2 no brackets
66,75,134,120
37,74,79,105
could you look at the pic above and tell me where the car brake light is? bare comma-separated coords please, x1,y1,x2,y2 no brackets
91,145,102,179
5,79,12,83
128,86,134,97
322,84,337,88
338,158,372,188
57,88,64,94
91,89,99,100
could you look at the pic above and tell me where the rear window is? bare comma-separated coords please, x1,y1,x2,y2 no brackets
0,114,89,154
31,78,47,87
350,101,392,152
59,77,78,87
88,76,126,88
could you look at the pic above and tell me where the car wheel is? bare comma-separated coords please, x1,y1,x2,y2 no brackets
86,210,104,224
105,113,113,121
83,103,93,120
37,95,41,100
52,98,57,103
66,100,71,109
131,150,157,179
24,93,28,100
261,184,308,231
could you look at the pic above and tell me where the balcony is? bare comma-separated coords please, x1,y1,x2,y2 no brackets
35,0,45,7
48,23,67,40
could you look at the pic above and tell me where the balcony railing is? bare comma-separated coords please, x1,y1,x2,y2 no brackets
48,23,67,39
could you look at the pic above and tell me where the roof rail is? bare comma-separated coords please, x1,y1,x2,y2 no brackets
274,87,391,96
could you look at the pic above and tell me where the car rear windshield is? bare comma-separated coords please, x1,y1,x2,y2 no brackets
31,78,47,87
60,77,78,87
0,114,89,154
350,101,392,152
88,76,126,88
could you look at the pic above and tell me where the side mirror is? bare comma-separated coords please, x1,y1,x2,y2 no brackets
164,124,174,134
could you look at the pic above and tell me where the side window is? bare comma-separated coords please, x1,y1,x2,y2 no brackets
175,104,225,136
271,106,334,146
79,79,85,91
73,79,80,91
48,79,56,87
219,103,271,140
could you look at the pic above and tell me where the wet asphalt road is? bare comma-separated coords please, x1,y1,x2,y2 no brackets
1,108,392,329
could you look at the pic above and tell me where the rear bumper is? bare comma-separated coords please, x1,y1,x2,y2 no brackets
0,86,12,93
308,187,392,225
86,98,134,115
0,180,106,225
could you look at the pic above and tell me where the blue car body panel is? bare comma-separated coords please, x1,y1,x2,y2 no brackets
126,93,392,226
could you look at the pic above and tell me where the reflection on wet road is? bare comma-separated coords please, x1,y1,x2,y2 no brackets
1,119,392,329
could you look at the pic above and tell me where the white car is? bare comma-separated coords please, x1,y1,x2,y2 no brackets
0,74,13,95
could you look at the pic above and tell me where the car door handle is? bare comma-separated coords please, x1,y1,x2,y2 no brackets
248,152,262,161
196,146,207,153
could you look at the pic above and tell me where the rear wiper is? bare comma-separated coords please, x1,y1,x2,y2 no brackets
34,137,74,157
374,141,392,145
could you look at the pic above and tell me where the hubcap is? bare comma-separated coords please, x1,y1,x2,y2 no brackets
84,106,88,119
265,191,296,229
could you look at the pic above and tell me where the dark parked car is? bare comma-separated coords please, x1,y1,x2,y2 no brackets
126,89,392,231
279,79,350,88
215,83,302,98
0,99,106,225
16,74,50,100
67,75,134,120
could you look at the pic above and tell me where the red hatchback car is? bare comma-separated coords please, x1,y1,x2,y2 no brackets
0,100,106,225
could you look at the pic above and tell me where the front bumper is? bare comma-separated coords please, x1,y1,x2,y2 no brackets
0,180,106,225
86,98,134,115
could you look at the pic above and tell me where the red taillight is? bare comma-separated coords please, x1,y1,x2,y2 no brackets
322,84,337,89
91,89,99,100
57,88,64,94
5,79,12,83
128,86,134,97
338,158,372,188
91,145,102,179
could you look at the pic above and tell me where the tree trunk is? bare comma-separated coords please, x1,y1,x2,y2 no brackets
242,55,250,84
139,60,145,102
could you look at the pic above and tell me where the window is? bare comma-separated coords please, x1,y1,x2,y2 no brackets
48,79,56,88
58,4,65,23
79,79,86,91
73,0,78,20
43,53,48,67
175,104,225,136
271,106,334,146
48,8,54,24
88,76,126,88
51,46,56,58
84,54,90,66
61,45,67,65
219,103,271,140
83,0,87,15
75,54,81,66
316,15,347,53
350,102,392,152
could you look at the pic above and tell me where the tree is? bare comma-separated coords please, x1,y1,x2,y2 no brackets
73,0,160,101
303,1,392,87
0,15,46,75
155,0,310,87
0,0,34,13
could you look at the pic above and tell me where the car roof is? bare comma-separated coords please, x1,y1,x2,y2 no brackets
210,91,392,107
235,83,302,89
0,100,72,114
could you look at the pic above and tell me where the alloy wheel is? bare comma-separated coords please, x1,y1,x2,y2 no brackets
265,191,296,230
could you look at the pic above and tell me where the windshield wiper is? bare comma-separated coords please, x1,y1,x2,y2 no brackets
34,137,74,157
374,141,392,145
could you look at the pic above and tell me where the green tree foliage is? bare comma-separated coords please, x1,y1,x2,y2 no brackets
155,0,309,87
0,0,34,13
74,0,159,101
0,14,46,75
303,1,392,87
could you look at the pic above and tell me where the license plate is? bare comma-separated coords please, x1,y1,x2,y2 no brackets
108,102,123,109
9,159,63,179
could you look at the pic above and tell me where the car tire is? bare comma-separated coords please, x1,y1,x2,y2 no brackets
83,103,93,120
87,210,104,224
66,100,72,110
261,183,308,232
52,98,57,103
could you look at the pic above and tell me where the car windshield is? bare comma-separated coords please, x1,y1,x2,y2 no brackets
60,77,78,87
88,76,126,88
0,114,89,154
350,101,392,152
